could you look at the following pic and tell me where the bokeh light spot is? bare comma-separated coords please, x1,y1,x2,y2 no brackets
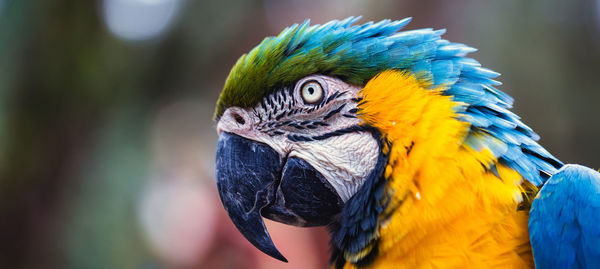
102,0,182,41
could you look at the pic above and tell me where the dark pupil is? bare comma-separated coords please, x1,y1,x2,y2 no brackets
307,87,314,95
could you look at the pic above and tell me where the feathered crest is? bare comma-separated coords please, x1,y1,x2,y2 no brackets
216,16,451,118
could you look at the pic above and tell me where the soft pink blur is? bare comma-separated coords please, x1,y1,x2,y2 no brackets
137,100,330,268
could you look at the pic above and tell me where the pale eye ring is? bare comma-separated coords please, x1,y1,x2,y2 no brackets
300,80,324,104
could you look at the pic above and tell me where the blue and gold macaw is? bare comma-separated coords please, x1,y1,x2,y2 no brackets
213,17,600,268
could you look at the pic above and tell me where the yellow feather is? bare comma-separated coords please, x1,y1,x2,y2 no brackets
349,70,533,268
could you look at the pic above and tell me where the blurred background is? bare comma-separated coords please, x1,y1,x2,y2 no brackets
0,0,599,268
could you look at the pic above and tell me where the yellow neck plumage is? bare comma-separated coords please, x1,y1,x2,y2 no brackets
354,70,534,268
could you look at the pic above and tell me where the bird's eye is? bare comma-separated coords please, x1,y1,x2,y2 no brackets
300,80,324,105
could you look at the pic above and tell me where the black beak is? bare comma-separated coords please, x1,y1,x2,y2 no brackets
215,132,344,262
215,132,287,262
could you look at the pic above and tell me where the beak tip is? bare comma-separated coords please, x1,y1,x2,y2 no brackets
249,229,288,262
267,248,288,263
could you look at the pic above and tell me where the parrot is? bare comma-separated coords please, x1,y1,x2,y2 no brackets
213,17,600,268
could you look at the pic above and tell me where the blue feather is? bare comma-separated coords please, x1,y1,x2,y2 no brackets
436,43,477,58
529,165,600,268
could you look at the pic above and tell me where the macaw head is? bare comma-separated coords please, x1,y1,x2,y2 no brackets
213,17,558,263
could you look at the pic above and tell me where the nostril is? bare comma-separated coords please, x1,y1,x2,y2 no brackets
233,113,246,125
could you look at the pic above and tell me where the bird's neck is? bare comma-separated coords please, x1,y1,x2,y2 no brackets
343,70,535,267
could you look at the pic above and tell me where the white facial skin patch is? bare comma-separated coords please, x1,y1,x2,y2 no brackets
288,131,379,201
217,75,380,202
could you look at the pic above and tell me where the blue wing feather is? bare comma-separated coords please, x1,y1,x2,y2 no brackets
529,164,600,268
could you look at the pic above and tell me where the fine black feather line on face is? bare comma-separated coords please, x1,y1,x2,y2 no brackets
323,104,347,120
312,121,330,126
323,90,349,106
286,125,373,142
